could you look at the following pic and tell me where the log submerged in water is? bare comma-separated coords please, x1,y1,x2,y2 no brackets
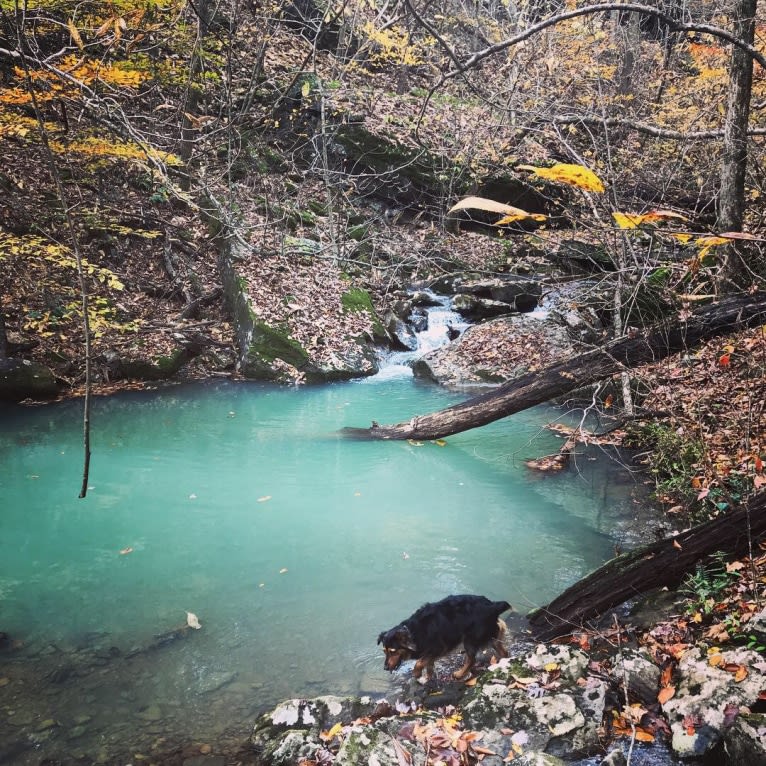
527,491,766,640
342,292,766,441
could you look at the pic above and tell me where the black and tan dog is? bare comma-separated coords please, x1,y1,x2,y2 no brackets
377,594,511,682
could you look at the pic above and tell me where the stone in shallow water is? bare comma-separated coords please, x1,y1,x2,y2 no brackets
6,709,35,726
137,704,163,722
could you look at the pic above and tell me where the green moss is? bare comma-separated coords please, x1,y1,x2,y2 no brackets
347,224,369,242
243,321,309,378
341,288,387,344
336,727,382,761
341,287,375,314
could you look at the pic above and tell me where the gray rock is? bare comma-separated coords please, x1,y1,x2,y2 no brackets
525,645,589,683
600,748,627,766
724,713,766,765
612,648,661,705
412,313,579,387
452,293,515,321
661,647,766,759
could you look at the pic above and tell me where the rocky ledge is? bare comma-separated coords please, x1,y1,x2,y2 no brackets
251,640,766,765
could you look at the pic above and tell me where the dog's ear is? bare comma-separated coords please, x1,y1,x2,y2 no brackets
377,632,386,645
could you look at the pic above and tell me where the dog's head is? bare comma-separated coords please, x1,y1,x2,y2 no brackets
377,624,416,671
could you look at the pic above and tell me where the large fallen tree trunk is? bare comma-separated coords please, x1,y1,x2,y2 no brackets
527,491,766,640
343,292,766,440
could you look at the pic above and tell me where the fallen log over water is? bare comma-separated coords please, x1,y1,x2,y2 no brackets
527,491,766,640
342,292,766,441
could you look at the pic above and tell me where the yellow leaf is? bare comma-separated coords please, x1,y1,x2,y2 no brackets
433,439,447,447
670,233,693,244
612,212,645,229
301,81,311,98
496,212,547,225
320,722,343,741
543,662,559,672
696,236,730,261
407,439,424,446
517,163,605,193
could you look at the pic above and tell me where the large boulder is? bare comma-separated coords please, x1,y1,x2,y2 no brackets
412,313,579,387
0,357,59,401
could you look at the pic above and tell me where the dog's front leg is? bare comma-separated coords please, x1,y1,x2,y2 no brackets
453,654,474,680
413,658,434,682
492,620,509,658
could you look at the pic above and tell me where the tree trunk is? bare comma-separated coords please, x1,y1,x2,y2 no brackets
342,292,766,441
718,0,757,286
528,491,766,640
718,0,757,234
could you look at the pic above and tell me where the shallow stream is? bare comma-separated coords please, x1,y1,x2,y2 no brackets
0,300,652,763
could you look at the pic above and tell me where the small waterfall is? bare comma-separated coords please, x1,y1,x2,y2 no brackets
370,292,468,381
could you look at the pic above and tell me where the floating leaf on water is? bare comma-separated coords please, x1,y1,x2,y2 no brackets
119,547,133,555
257,495,272,503
189,493,197,500
259,583,265,588
402,552,409,559
433,439,447,447
186,612,202,630
279,568,288,574
407,439,424,446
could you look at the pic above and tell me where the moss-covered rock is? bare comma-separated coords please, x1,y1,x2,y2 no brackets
341,287,387,344
241,320,310,380
0,358,59,401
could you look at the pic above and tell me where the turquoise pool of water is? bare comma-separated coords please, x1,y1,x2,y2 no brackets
0,376,644,763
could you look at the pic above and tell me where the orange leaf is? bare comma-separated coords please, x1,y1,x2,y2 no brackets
658,685,676,704
719,353,731,367
734,666,749,682
673,539,683,550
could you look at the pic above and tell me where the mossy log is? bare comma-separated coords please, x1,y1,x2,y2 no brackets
342,292,766,440
527,491,766,640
